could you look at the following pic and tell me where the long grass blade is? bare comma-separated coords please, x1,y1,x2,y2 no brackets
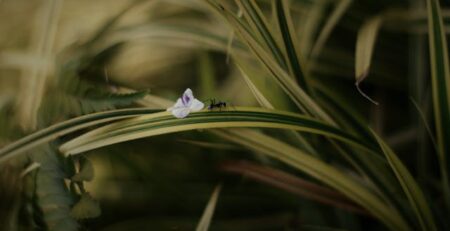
426,0,450,207
274,0,310,92
236,64,275,109
310,0,352,60
195,184,222,231
0,108,158,164
372,130,437,231
237,0,287,70
299,1,326,60
59,107,374,155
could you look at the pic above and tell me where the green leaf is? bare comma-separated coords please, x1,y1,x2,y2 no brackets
58,107,374,155
314,84,372,140
299,1,326,60
204,1,334,123
274,0,310,92
195,184,222,231
58,106,402,216
0,108,159,164
310,0,352,60
237,0,287,70
426,0,450,206
355,15,383,105
235,60,275,109
354,9,447,105
372,130,437,231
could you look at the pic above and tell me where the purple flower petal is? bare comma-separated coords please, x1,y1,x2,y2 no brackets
181,88,194,106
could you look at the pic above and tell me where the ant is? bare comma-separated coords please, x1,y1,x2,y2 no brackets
206,99,228,111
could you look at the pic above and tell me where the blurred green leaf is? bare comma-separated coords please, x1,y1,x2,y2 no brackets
195,184,222,231
426,0,450,207
310,0,352,60
70,193,101,220
372,130,437,231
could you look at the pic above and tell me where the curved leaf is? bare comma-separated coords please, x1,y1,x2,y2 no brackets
372,130,437,231
0,108,159,164
355,15,383,105
59,107,374,155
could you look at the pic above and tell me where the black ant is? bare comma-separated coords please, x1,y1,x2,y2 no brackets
206,99,228,111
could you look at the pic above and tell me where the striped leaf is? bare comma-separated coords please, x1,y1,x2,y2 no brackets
274,0,310,92
0,108,159,164
59,107,374,155
204,0,334,123
237,0,287,70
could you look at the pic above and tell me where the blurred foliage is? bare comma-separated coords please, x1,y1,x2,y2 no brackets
0,0,450,230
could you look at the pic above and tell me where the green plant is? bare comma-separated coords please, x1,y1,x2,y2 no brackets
0,0,449,230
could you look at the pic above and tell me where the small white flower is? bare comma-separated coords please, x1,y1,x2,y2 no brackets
167,88,204,118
